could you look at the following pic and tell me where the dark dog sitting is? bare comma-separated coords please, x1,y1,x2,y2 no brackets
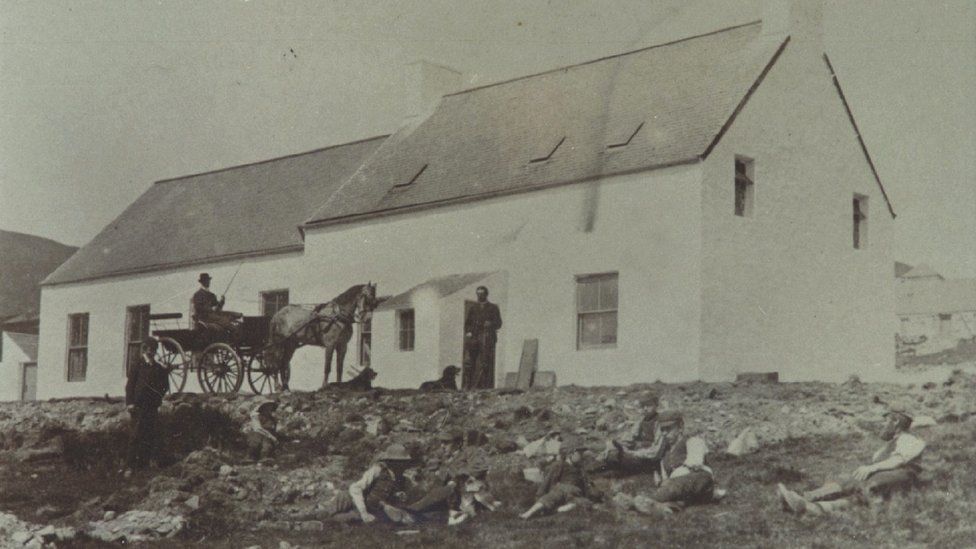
328,367,377,391
420,365,461,391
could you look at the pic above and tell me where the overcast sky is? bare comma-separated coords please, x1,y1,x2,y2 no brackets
1,0,973,277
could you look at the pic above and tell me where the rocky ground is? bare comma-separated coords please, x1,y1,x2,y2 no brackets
1,371,975,548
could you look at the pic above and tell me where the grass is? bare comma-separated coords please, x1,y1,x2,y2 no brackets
2,408,974,547
246,423,975,548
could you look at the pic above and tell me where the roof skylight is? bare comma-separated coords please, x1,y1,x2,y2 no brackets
607,122,644,149
394,164,428,188
529,137,566,164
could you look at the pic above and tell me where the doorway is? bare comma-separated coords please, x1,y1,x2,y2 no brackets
21,362,37,401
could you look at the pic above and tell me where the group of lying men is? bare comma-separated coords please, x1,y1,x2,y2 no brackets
240,391,927,526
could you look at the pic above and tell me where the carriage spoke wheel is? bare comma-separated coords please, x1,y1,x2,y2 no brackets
246,352,279,395
155,337,189,394
198,343,244,394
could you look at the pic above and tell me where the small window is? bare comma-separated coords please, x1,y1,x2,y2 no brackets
734,156,754,217
529,137,566,163
939,313,952,335
261,289,290,317
853,194,868,249
607,122,644,149
397,309,415,351
124,305,150,376
394,165,427,188
359,315,372,366
576,273,618,349
67,313,89,382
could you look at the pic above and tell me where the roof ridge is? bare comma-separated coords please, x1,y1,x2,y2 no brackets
153,134,390,185
444,20,762,98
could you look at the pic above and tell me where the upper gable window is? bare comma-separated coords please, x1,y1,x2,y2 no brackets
607,122,644,149
853,194,868,249
734,156,755,217
529,137,566,164
394,165,427,188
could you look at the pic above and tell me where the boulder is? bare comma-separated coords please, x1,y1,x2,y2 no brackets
726,427,759,456
522,467,544,484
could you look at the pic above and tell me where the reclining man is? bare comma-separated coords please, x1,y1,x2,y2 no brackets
313,443,477,525
777,409,925,516
520,437,597,519
600,393,662,475
242,399,280,461
630,410,725,515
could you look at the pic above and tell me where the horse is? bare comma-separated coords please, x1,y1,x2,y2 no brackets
266,283,377,391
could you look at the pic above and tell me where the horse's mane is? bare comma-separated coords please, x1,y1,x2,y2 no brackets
332,284,367,306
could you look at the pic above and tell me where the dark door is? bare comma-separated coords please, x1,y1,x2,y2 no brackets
125,305,151,376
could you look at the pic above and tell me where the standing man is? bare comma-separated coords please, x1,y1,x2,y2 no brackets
463,286,502,389
124,338,170,476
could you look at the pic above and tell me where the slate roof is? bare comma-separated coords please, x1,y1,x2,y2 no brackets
44,136,387,286
897,279,976,315
900,264,943,280
6,332,39,361
376,272,493,311
0,230,77,318
305,22,789,227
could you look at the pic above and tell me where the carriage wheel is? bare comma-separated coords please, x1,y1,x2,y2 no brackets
197,343,244,394
246,352,279,395
156,337,189,394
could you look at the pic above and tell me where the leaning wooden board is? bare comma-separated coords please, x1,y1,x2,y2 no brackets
516,339,538,390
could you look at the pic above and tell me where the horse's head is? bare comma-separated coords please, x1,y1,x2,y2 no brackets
354,282,378,322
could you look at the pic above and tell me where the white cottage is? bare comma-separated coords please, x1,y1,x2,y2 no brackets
37,137,387,398
37,0,897,398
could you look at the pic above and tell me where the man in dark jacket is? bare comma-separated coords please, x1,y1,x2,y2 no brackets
463,286,502,389
124,338,170,475
191,272,241,334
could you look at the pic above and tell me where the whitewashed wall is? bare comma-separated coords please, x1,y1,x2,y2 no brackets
699,34,896,382
36,251,342,399
0,332,34,401
304,165,705,387
367,271,508,389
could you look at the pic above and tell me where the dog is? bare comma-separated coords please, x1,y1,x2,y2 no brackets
419,365,461,391
328,367,377,391
448,470,502,526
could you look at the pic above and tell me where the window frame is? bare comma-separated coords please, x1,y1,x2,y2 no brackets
66,312,90,382
575,272,619,350
260,289,290,318
396,309,415,352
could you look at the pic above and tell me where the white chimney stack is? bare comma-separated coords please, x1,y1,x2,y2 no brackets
761,0,825,47
405,60,463,118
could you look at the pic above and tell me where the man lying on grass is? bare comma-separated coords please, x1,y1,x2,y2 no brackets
520,437,597,519
777,409,925,515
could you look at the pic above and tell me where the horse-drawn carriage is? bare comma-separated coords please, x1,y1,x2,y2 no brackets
150,312,281,395
147,282,377,396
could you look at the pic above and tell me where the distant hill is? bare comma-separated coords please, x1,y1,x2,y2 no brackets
0,230,77,320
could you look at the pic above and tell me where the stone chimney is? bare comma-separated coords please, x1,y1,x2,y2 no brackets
761,0,824,48
405,60,463,118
